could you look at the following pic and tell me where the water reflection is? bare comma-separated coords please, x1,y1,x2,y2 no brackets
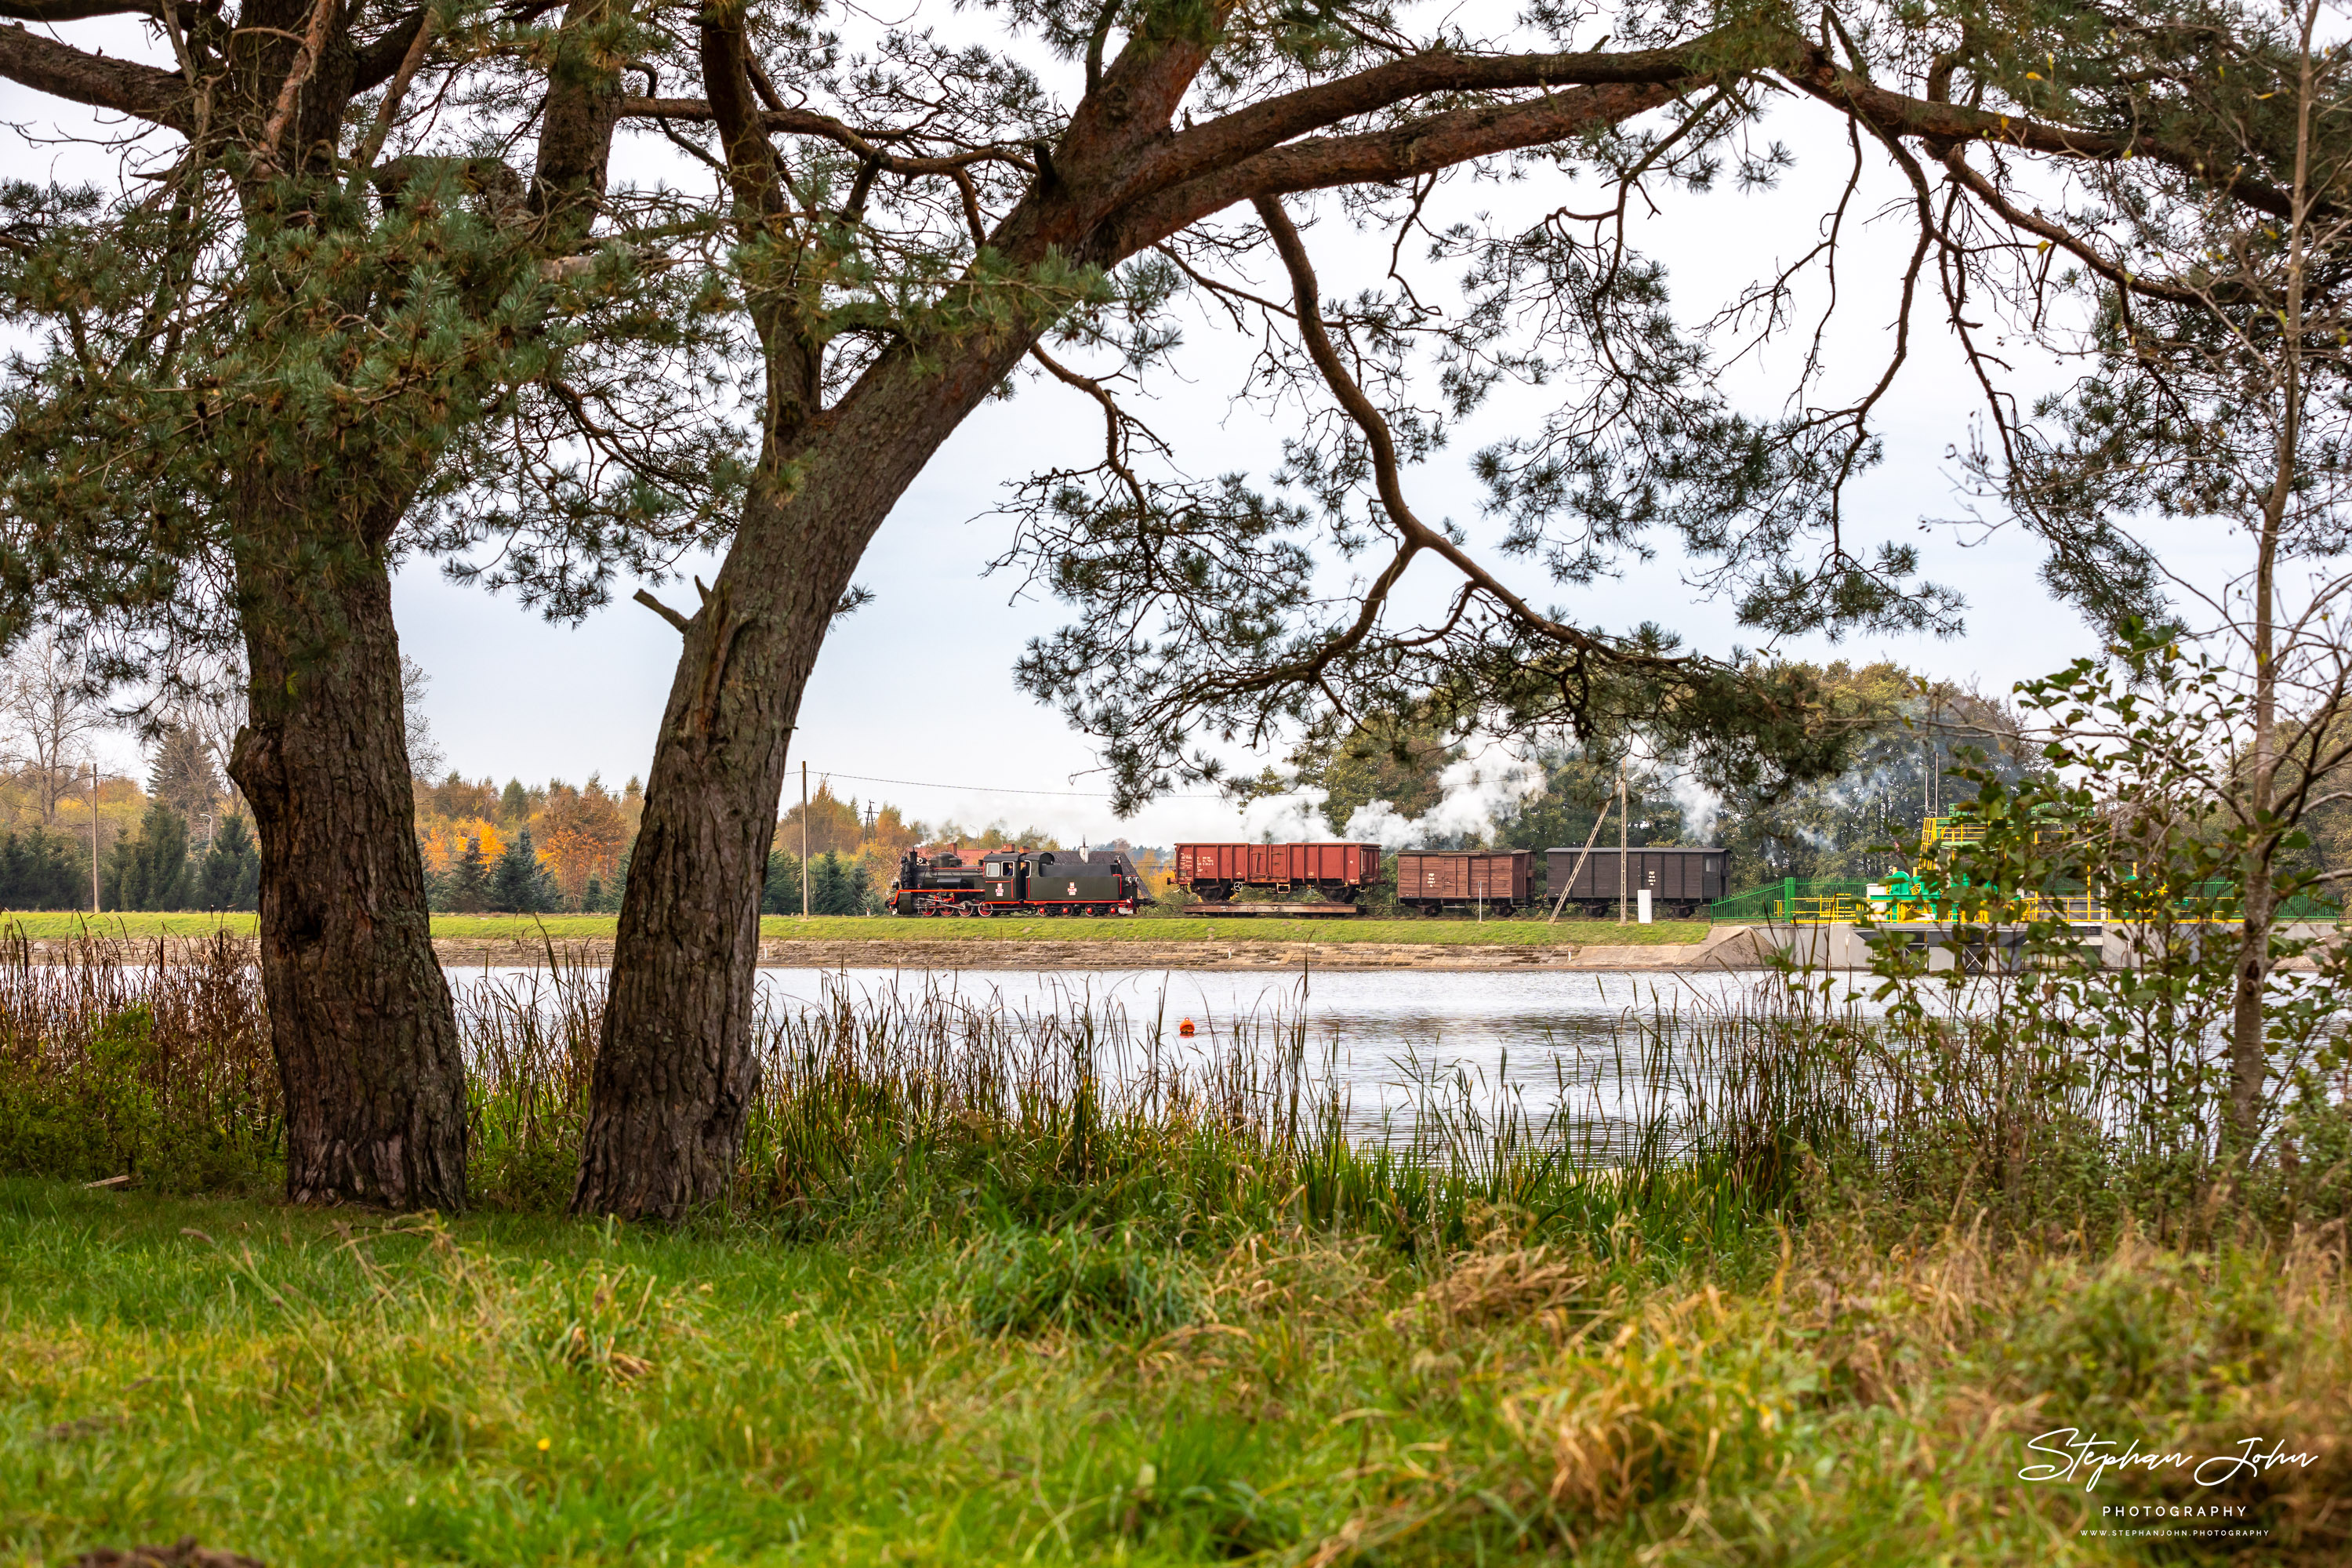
448,963,1901,1152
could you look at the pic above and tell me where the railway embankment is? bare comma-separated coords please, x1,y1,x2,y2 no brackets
9,920,1777,971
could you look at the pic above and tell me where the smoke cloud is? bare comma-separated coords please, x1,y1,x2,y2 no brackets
1236,786,1331,842
1664,767,1721,843
1233,754,1548,849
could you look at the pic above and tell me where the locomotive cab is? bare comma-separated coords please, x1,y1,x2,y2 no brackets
891,844,1149,917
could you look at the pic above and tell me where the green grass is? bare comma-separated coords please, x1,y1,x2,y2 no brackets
0,912,1711,946
0,913,263,938
5,1178,2345,1566
5,944,2351,1562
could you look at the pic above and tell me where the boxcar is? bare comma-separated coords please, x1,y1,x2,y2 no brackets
1396,850,1533,913
1173,842,1381,902
1544,846,1727,917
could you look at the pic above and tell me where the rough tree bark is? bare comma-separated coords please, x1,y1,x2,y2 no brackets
229,498,468,1207
0,0,626,1207
573,336,1033,1216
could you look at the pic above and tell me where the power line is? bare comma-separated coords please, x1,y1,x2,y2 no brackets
815,769,1227,801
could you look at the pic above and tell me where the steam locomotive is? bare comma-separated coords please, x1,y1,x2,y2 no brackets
891,844,1149,916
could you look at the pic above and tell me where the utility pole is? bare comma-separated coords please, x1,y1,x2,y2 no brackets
1617,763,1628,925
800,760,810,919
87,760,99,913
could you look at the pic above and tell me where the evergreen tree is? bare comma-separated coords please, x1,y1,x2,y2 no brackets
196,815,261,911
489,828,552,913
148,722,224,823
448,838,492,915
807,851,873,916
499,780,530,826
760,849,803,915
0,829,85,909
0,0,684,1211
104,801,192,911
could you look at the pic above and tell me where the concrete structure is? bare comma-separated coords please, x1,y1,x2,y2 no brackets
1754,918,2345,971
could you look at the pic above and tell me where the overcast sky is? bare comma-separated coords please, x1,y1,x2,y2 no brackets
4,14,2250,848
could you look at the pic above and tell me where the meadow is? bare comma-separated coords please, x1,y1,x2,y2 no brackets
9,1182,2347,1566
0,912,1713,947
2,938,2347,1564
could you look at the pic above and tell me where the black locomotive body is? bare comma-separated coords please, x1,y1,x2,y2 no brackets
891,845,1147,916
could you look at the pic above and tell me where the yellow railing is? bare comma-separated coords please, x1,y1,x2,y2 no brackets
1783,892,2111,926
1780,892,2274,927
1918,815,2075,850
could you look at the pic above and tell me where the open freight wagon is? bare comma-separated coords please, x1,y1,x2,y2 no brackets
1544,846,1727,917
1171,842,1381,902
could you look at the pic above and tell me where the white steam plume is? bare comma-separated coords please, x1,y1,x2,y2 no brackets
1237,785,1331,841
1229,754,1549,848
1338,754,1548,849
1664,768,1721,842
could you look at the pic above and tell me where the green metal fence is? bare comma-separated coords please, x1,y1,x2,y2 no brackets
1708,878,1870,923
1709,876,2343,924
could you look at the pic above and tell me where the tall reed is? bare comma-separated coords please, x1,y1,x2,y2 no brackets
4,936,2340,1244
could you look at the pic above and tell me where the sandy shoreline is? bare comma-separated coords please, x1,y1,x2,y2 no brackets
27,927,1777,973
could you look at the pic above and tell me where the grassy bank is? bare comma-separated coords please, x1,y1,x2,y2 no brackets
5,940,2350,1563
5,1179,2347,1566
0,912,1712,946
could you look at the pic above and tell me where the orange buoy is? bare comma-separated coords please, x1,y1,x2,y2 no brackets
1178,1017,1196,1038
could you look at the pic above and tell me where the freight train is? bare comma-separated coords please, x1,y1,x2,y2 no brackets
1171,842,1381,902
1542,846,1728,918
1173,841,1727,916
890,844,1149,916
892,839,1727,917
1396,850,1531,912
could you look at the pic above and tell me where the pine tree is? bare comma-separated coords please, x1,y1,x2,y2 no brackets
448,838,491,915
811,851,862,916
499,780,530,826
490,828,550,913
148,722,224,824
0,829,82,909
0,0,684,1211
761,849,802,915
104,801,192,911
197,815,261,911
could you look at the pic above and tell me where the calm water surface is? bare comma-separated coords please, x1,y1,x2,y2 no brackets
451,964,1905,1135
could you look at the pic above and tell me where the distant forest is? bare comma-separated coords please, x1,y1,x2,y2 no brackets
0,655,2137,916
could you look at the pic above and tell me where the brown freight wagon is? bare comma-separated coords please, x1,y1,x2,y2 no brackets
1544,846,1727,917
1396,850,1533,913
1173,842,1381,902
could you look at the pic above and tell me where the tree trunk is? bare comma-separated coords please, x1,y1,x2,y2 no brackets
228,492,467,1210
572,332,1033,1218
